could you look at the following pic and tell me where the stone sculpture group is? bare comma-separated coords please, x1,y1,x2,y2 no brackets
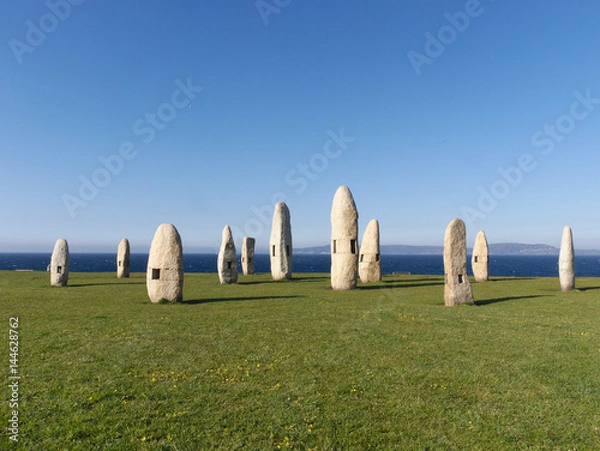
48,185,578,305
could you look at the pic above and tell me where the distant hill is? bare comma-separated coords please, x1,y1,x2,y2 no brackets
295,243,600,255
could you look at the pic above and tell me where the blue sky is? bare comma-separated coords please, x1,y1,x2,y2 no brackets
1,0,599,253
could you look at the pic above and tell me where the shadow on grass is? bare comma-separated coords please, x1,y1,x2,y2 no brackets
69,282,145,287
475,295,548,306
577,286,600,292
182,295,305,305
359,281,444,290
489,277,537,282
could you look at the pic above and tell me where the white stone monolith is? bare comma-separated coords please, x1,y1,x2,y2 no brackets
559,225,575,292
146,224,184,303
331,185,359,290
443,218,474,306
471,230,489,282
50,238,69,287
217,225,238,284
270,202,292,280
241,236,255,275
117,238,130,278
358,219,381,283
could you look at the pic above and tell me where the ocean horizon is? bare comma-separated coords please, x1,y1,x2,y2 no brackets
3,253,600,278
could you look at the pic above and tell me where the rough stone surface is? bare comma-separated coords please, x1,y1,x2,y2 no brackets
359,219,381,283
270,202,292,280
471,230,489,282
50,238,69,287
217,225,238,284
559,225,575,292
241,236,256,275
443,218,474,306
331,185,359,290
117,238,130,278
146,223,184,303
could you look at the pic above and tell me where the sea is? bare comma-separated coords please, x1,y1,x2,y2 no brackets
2,253,600,278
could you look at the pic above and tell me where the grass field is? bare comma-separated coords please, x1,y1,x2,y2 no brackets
1,270,600,450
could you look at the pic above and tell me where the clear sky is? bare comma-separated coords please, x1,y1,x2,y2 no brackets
1,1,599,253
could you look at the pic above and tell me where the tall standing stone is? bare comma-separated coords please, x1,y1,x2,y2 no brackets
443,218,474,306
471,230,489,282
146,223,184,303
358,219,381,283
241,236,255,275
117,238,131,278
559,225,575,292
217,225,238,284
331,185,359,290
50,238,69,287
270,202,292,280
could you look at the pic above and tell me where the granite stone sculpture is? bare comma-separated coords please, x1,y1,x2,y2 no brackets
358,219,381,283
50,238,70,287
117,238,130,278
331,185,359,290
443,218,474,306
241,236,256,275
559,225,575,292
471,230,489,282
146,223,184,303
218,225,238,284
269,202,292,280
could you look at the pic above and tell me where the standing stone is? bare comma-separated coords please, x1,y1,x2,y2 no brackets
443,218,474,306
559,225,575,292
269,202,292,280
146,223,184,303
241,236,255,275
117,238,131,278
331,185,359,290
50,238,69,287
358,219,381,283
217,225,238,284
471,230,489,282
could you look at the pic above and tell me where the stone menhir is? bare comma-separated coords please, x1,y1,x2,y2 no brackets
471,230,489,282
117,238,130,278
241,236,255,275
331,185,359,290
269,202,292,280
443,218,474,306
358,219,381,283
146,223,184,303
50,238,70,287
559,225,575,292
217,225,238,284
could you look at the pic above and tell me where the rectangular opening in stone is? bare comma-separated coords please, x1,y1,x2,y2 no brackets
332,240,337,253
272,245,276,257
360,254,364,262
227,261,232,269
458,274,463,284
286,245,290,256
248,257,252,264
376,253,380,262
118,260,122,267
474,256,478,263
57,266,62,274
152,268,160,280
350,239,357,254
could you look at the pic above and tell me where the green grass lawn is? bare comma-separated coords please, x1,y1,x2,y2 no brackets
1,270,600,450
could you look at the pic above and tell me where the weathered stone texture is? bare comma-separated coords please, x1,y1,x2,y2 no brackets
331,185,359,290
443,218,474,306
50,238,69,287
218,225,238,284
146,223,184,303
359,219,381,283
270,202,292,280
241,236,256,275
471,230,489,282
559,225,575,292
117,238,130,278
